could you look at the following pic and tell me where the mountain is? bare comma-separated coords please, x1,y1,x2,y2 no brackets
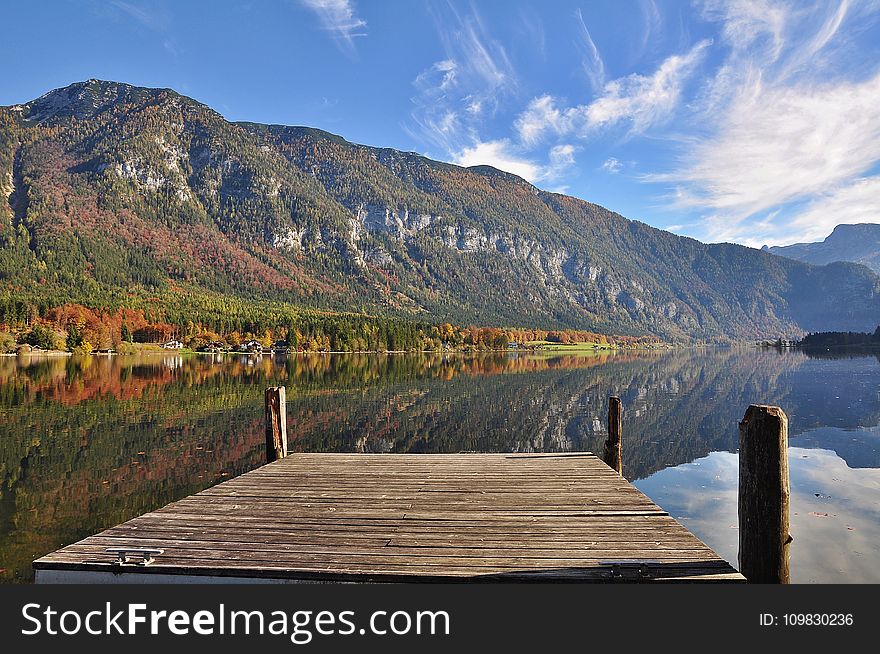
764,224,880,274
2,79,880,340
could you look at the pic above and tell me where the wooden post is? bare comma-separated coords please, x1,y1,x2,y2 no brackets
265,386,288,463
738,404,791,583
604,396,623,475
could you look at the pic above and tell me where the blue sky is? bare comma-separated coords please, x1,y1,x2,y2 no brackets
3,1,880,247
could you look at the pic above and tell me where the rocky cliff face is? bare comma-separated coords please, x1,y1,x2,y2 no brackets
3,80,880,340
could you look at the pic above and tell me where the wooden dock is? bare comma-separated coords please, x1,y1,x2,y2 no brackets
34,453,743,583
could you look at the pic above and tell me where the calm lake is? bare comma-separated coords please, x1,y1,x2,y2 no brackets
1,347,878,583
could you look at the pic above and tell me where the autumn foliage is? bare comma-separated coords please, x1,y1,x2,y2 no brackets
1,301,659,353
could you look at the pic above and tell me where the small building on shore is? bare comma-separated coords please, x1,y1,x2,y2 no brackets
162,340,184,350
241,340,263,353
198,341,226,353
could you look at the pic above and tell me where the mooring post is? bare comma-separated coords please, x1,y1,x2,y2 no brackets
604,396,623,475
265,386,288,463
738,404,791,583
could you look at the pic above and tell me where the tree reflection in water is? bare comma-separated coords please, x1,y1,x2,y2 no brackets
1,347,878,582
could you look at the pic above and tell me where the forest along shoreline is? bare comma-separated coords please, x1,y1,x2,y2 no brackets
1,301,667,357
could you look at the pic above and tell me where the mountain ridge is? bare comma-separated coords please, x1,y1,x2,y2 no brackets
764,223,880,274
2,79,880,341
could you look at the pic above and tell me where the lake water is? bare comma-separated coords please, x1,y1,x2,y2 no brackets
1,348,878,583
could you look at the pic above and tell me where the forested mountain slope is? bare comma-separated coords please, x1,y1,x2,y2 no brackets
2,80,878,340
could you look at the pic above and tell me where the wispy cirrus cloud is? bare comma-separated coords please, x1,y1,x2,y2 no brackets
396,1,880,245
408,4,708,188
405,4,582,186
109,0,177,55
635,0,663,60
699,0,787,61
110,0,167,31
546,143,577,179
407,3,517,154
574,8,606,92
299,0,367,55
408,59,464,153
653,0,880,245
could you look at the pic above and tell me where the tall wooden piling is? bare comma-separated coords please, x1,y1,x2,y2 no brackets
604,396,623,476
265,386,288,463
738,404,791,583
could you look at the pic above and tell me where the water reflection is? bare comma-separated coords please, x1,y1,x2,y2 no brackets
635,447,880,583
0,347,878,582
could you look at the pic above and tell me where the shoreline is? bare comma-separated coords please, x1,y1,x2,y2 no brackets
4,344,673,357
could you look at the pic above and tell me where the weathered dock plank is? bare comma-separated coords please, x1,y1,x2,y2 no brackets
34,453,744,583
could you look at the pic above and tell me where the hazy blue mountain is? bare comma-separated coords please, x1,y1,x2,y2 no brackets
765,223,880,274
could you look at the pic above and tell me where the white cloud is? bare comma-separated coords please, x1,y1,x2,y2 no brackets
466,100,482,115
453,139,542,182
668,72,880,219
512,39,710,147
602,157,623,174
514,95,570,146
782,177,880,245
646,0,880,244
452,140,576,184
695,1,856,115
408,4,706,196
300,0,366,53
583,39,711,132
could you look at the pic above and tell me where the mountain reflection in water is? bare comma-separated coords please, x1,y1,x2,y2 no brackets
1,347,878,582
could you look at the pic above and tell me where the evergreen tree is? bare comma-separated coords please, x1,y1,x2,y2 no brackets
66,325,84,351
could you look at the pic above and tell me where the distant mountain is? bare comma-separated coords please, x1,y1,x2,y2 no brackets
764,224,880,274
2,80,880,340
